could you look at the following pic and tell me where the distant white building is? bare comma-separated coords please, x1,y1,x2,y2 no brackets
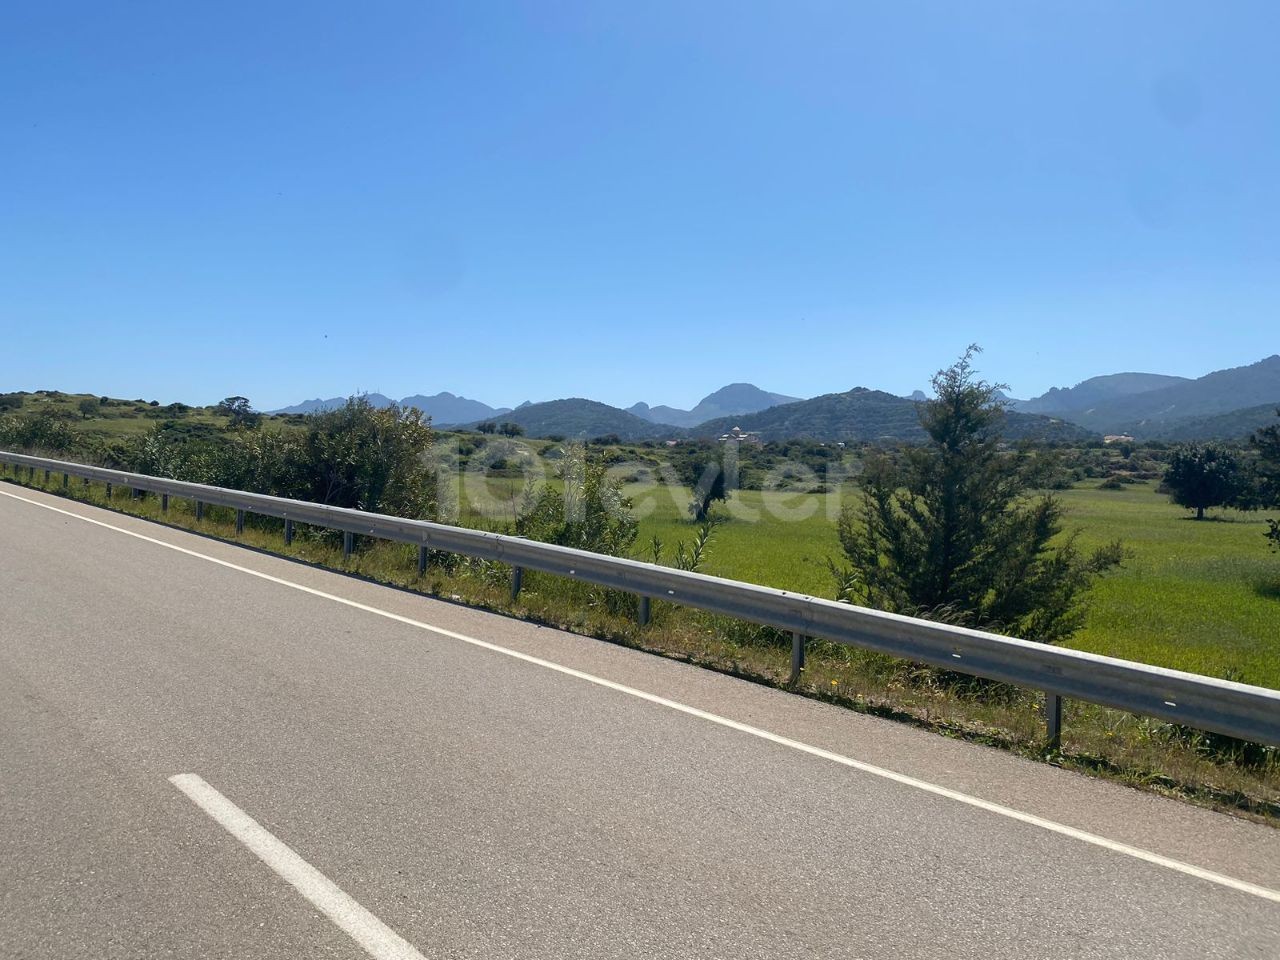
718,426,762,445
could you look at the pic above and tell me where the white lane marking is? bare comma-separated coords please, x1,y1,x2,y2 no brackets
6,485,1280,906
170,773,427,960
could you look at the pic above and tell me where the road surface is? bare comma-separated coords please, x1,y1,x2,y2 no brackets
2,482,1278,959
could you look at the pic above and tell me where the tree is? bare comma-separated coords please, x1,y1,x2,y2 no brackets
216,396,259,428
1251,409,1280,554
1250,409,1280,506
670,442,733,522
1162,444,1246,520
835,347,1121,645
498,421,525,437
477,421,497,435
78,398,100,419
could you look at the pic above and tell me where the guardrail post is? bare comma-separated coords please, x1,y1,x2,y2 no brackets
105,482,112,499
789,632,806,684
343,531,354,560
62,473,68,488
235,509,245,535
417,545,428,575
510,566,523,600
28,466,34,481
195,500,204,521
637,595,650,627
161,493,169,512
284,519,294,546
44,469,50,483
1044,693,1063,749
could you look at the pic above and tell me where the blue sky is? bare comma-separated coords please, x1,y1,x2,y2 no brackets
2,2,1277,411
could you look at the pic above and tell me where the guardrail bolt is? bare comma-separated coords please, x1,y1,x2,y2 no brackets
417,545,428,576
789,632,807,685
284,519,294,546
195,500,204,521
637,595,650,627
235,509,245,535
510,566,523,601
343,531,354,560
1043,693,1063,750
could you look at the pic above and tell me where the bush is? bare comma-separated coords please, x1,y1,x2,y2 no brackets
516,444,637,556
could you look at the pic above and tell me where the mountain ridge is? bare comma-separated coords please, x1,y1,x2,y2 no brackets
627,383,801,427
1015,372,1192,415
690,388,1093,443
1041,355,1280,435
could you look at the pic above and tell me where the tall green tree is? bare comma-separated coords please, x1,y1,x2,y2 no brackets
1251,409,1280,552
835,347,1121,644
216,395,259,429
1161,443,1246,520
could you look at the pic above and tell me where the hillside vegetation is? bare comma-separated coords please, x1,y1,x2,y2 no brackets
1050,356,1280,435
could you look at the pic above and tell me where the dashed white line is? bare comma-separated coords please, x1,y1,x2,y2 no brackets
170,773,427,960
4,485,1280,906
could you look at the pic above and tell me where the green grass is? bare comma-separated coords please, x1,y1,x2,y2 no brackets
1061,482,1279,687
630,479,1280,688
630,484,843,595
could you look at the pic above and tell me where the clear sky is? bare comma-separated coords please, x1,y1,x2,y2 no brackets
2,2,1277,411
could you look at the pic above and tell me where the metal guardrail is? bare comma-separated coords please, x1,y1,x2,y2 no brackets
3,448,1279,749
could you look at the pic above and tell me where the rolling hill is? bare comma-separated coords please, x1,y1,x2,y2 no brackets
463,398,675,440
1116,403,1280,442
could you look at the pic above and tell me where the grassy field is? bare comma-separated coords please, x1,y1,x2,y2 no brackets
1061,483,1279,686
626,479,1280,688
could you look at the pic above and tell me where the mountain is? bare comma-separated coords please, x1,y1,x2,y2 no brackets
399,392,510,425
1048,356,1280,435
691,388,1094,444
272,392,507,423
271,394,395,414
464,399,676,441
627,383,801,428
1132,403,1280,442
1015,373,1191,415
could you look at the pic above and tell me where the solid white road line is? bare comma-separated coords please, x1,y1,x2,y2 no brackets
170,773,427,960
5,486,1280,907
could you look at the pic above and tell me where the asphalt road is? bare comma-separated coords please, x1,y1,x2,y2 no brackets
2,482,1279,959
